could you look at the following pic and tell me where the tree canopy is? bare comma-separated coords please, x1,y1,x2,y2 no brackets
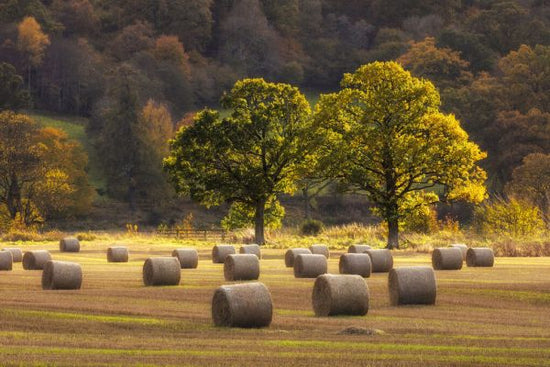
315,61,487,248
164,78,318,243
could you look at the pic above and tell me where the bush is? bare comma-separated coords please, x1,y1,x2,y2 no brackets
76,232,97,241
300,219,324,236
474,198,545,237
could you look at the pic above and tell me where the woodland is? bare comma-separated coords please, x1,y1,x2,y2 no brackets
0,0,549,245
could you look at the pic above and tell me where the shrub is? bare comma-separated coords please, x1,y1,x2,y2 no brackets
474,198,545,237
76,232,97,241
300,219,324,236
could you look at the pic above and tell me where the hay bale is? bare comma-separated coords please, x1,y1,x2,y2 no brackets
365,249,393,272
312,274,369,316
432,247,463,270
142,257,181,286
239,244,261,259
0,251,13,271
212,245,236,264
284,248,312,268
309,244,330,258
466,248,494,267
294,254,327,278
107,246,129,263
339,253,372,277
212,282,272,328
224,254,260,281
348,244,371,253
2,248,22,262
388,266,436,306
22,250,52,270
41,260,82,290
59,237,80,252
172,248,198,269
450,243,468,260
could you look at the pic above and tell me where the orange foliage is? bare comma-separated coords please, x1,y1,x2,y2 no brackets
17,16,50,66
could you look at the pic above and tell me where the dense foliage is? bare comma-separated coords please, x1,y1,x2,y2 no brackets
315,62,486,248
0,0,548,236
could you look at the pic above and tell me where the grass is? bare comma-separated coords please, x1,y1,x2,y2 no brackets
0,237,548,366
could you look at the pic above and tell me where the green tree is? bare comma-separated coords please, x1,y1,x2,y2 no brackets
0,62,30,111
164,78,318,244
315,61,486,249
96,67,173,210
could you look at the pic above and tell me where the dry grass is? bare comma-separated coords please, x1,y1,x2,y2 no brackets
0,237,548,366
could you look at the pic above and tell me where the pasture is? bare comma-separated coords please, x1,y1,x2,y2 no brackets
0,238,549,366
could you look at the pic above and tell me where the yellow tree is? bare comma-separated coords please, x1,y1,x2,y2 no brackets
315,62,487,249
0,112,92,226
16,16,50,89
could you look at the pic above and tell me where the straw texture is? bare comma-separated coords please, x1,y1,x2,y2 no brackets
212,282,272,328
312,274,369,316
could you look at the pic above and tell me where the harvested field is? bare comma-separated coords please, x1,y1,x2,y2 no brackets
0,239,548,366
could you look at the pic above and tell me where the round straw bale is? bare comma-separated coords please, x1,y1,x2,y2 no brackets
466,247,494,267
107,246,129,263
0,251,13,271
450,243,468,260
224,254,260,281
239,244,261,259
365,249,393,272
41,260,82,290
348,244,371,253
212,245,236,264
284,248,312,268
22,250,52,270
59,237,80,252
172,248,198,268
432,247,463,270
388,266,436,306
212,282,272,328
312,274,369,316
294,254,327,278
339,253,372,277
2,248,22,262
309,244,330,258
142,257,181,286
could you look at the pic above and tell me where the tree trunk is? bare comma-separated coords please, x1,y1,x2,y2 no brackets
7,176,20,220
303,188,312,220
387,216,399,249
386,201,399,249
254,199,266,245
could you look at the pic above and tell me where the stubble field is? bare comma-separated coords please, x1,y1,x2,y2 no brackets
0,239,549,366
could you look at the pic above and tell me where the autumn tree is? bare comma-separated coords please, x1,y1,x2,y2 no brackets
164,78,318,244
486,109,550,188
16,16,50,89
33,127,94,218
497,44,550,114
315,62,486,249
506,153,550,222
110,21,155,61
0,111,92,225
0,62,30,111
398,37,472,90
